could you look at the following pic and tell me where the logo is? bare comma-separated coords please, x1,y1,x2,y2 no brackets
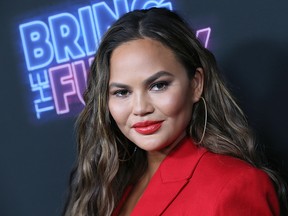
18,0,210,121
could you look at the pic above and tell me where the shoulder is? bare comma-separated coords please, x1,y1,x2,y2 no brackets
197,151,265,178
191,151,280,215
195,151,276,195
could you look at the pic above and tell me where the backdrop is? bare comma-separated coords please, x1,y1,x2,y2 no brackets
1,0,287,215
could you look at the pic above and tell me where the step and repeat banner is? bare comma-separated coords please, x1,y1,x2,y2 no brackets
1,0,287,215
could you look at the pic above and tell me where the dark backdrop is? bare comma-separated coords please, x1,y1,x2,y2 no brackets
1,0,287,215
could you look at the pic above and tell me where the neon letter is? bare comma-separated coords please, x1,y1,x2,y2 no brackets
72,60,88,105
29,70,54,119
19,21,54,71
196,27,211,48
131,0,172,10
49,64,76,114
78,6,99,56
92,0,129,40
48,13,85,64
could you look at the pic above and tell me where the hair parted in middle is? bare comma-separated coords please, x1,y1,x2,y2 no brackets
63,7,286,216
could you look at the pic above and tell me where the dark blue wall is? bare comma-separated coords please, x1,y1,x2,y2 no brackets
1,0,287,215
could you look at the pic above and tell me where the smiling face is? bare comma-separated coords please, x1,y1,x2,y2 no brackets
108,38,203,153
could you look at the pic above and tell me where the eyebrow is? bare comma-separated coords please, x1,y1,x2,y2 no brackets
143,71,174,86
109,71,174,90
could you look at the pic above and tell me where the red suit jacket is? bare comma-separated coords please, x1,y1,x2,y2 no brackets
113,138,279,215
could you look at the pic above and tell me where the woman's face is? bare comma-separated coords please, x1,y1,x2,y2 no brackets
108,38,202,152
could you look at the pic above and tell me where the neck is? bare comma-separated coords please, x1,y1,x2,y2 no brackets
144,133,187,180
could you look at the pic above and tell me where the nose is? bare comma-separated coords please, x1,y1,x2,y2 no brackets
132,92,154,116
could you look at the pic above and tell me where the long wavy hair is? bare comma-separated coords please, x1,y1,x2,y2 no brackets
63,7,287,216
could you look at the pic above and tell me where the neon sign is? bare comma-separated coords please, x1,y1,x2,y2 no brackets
18,0,211,121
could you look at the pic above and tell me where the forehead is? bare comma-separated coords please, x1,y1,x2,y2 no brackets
109,38,186,80
111,38,174,62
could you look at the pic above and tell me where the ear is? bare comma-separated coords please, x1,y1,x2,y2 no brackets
190,67,204,103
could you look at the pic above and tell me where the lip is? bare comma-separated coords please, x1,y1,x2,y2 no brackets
132,121,163,135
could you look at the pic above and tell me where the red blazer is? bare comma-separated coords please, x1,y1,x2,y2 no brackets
113,138,279,215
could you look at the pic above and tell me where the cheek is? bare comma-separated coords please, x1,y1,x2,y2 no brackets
156,90,193,117
108,100,129,125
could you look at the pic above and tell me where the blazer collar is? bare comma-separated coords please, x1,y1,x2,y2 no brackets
131,137,208,216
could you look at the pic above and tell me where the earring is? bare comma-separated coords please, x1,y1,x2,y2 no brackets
119,146,137,162
196,97,207,144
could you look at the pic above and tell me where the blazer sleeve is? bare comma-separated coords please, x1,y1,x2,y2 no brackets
213,167,280,216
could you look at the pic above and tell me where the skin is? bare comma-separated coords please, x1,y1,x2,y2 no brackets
108,38,203,215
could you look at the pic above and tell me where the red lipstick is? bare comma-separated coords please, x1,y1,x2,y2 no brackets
132,121,163,135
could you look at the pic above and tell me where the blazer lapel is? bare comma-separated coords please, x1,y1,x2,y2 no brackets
131,138,208,216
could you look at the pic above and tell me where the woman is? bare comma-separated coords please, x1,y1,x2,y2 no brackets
63,8,287,216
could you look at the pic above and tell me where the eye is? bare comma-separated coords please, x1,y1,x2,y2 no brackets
112,89,130,98
150,81,169,91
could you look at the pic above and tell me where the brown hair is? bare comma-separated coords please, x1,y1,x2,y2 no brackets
63,7,287,216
